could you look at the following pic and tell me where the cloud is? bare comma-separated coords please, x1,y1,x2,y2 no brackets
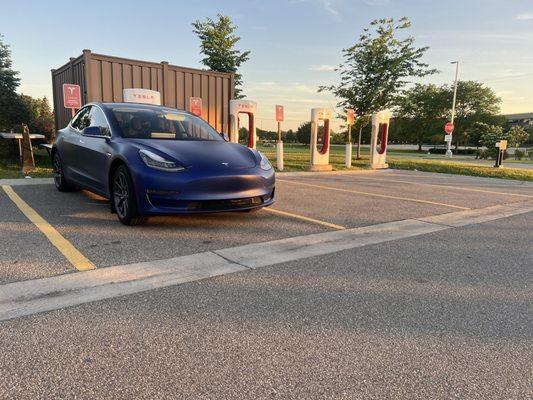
363,0,391,5
309,64,337,71
292,0,340,18
516,12,533,20
320,0,339,16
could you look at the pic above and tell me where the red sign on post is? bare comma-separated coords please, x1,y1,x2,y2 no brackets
275,105,284,122
445,122,454,134
346,109,355,125
189,97,202,117
63,84,81,109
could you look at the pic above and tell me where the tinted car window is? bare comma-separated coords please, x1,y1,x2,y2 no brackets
89,107,111,137
110,106,223,141
71,107,91,131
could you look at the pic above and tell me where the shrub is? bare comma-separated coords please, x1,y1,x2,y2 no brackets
428,147,477,155
514,149,525,160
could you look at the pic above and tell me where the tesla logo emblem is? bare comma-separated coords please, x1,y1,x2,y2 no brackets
221,162,229,166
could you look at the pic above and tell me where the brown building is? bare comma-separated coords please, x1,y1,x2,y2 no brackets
51,50,234,133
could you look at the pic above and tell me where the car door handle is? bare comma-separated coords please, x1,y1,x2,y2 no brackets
79,139,84,144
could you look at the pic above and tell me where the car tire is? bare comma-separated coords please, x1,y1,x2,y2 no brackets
112,165,147,226
53,152,76,192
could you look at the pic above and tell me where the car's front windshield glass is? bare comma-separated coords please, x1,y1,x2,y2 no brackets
111,106,223,141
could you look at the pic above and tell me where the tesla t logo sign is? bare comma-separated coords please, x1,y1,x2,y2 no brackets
190,97,202,116
123,88,161,105
63,84,81,109
275,105,284,122
346,109,355,125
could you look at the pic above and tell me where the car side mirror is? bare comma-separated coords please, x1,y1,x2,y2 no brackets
82,126,107,138
221,132,230,142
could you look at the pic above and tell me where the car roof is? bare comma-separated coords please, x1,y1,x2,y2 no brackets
94,102,190,114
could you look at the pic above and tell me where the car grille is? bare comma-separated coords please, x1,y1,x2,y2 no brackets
147,190,274,212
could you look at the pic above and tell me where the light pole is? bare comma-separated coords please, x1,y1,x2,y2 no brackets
447,61,459,158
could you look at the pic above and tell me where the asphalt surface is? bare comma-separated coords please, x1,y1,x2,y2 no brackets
2,170,532,284
0,213,531,399
0,189,71,283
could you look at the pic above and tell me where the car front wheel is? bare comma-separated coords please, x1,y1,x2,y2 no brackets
112,165,147,226
53,152,75,192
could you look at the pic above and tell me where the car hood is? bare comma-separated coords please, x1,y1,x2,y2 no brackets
127,139,258,170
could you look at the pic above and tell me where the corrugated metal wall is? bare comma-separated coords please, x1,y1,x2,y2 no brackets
52,50,235,133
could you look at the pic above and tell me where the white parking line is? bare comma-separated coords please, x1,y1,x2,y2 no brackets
277,179,471,210
336,175,533,199
264,208,346,230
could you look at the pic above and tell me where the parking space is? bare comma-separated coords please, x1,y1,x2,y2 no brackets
0,189,72,284
1,170,532,285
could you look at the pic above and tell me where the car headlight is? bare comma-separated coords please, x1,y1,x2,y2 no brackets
139,149,185,172
258,151,272,171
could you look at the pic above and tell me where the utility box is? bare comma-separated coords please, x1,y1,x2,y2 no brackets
51,50,235,133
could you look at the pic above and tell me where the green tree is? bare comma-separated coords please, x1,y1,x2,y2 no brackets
285,129,297,143
393,84,449,151
465,121,489,149
443,81,504,149
296,121,311,144
507,125,528,150
319,17,437,158
18,95,55,140
238,126,249,143
0,35,22,130
192,14,250,99
479,124,507,159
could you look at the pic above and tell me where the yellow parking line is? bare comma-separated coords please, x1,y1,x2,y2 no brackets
345,176,533,199
277,179,470,210
264,208,346,230
2,185,95,271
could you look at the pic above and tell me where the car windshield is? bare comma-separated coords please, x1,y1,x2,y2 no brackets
111,106,223,141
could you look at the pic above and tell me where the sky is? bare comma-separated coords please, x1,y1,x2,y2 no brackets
2,0,533,130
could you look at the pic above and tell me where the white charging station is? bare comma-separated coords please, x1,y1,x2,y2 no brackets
370,110,392,169
229,100,257,149
308,108,333,171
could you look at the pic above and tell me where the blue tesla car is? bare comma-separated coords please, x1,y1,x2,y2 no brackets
51,102,275,225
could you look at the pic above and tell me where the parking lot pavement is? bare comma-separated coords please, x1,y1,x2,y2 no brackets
7,184,330,271
379,170,533,194
0,188,72,284
0,213,531,399
1,170,532,284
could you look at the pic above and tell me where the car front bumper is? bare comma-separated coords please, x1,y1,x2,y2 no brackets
130,165,275,215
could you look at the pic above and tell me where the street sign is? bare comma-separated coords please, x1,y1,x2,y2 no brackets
496,140,507,150
62,84,81,109
445,122,454,134
346,109,355,125
275,105,284,122
444,134,453,142
190,97,202,116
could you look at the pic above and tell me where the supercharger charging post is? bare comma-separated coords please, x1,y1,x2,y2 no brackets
275,105,284,171
229,100,257,149
369,110,392,169
345,109,355,168
308,108,333,171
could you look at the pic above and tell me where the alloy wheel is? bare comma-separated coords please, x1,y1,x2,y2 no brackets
113,171,129,219
53,155,62,188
